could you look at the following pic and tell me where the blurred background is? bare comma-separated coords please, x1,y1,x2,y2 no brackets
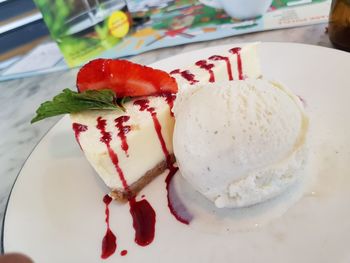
0,0,331,81
0,0,48,62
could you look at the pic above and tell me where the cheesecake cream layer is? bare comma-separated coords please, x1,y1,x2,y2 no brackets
71,96,174,192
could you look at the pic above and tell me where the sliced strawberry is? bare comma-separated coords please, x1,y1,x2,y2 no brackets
76,59,178,97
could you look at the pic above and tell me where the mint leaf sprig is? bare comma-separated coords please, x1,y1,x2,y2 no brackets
31,89,129,123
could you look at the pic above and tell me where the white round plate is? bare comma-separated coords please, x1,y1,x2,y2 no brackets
3,43,350,263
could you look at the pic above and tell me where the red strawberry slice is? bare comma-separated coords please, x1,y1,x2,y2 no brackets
77,59,178,97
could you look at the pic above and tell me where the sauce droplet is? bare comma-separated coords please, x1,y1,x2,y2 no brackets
229,47,244,80
195,60,215,82
101,195,117,259
129,197,156,246
72,123,88,150
115,116,131,156
120,250,128,256
170,69,199,85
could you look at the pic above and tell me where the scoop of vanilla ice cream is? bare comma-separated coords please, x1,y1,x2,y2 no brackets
173,79,309,208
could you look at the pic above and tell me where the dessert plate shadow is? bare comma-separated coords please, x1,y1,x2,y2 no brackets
3,42,350,263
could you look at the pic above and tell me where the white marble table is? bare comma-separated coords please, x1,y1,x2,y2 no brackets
0,24,332,251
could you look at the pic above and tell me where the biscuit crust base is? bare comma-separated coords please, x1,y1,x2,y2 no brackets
109,154,176,201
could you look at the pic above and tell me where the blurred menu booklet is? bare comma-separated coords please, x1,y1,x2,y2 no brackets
33,0,131,67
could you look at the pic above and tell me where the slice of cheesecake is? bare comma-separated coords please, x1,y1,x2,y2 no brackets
71,96,175,200
70,43,262,201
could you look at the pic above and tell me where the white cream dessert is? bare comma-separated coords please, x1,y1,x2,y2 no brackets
173,79,309,208
68,44,261,200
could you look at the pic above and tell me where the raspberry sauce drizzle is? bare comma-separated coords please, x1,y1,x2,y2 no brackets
120,250,128,256
229,47,244,80
115,116,131,156
161,93,176,117
97,116,157,250
134,100,169,156
170,69,199,85
165,166,191,225
129,197,156,246
72,123,88,149
209,55,233,81
134,99,190,225
101,195,117,259
97,117,129,190
195,60,215,82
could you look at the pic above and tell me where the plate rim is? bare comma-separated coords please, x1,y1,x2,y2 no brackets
1,116,65,253
2,41,349,254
